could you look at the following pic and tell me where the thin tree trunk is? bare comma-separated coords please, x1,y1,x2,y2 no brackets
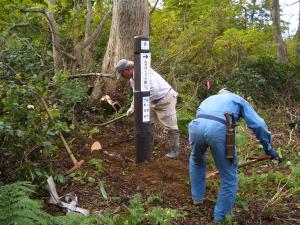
82,0,93,72
74,8,112,71
92,0,149,99
244,6,247,29
271,0,287,62
250,0,256,25
46,0,65,73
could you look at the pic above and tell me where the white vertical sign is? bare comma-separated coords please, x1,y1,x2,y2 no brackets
140,53,151,92
142,96,150,122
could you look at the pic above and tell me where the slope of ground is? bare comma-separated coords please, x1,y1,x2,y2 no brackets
43,114,299,225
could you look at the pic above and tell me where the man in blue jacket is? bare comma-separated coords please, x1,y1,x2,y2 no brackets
188,88,279,222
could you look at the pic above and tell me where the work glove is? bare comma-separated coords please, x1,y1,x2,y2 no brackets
274,151,284,163
265,147,279,160
126,107,134,116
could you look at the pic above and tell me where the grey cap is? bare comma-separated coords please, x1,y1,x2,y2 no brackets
115,59,134,73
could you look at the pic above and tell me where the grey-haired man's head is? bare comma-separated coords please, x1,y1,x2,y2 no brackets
115,59,134,78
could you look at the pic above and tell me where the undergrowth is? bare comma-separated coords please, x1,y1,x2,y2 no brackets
0,182,185,225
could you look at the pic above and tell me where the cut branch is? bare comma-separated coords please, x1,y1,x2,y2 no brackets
70,73,113,78
8,23,30,30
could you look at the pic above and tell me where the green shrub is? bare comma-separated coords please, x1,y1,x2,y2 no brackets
215,57,300,106
177,106,194,136
0,47,52,80
0,69,89,182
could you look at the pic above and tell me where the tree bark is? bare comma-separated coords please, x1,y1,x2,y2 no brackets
46,0,66,73
82,0,93,71
92,0,149,99
271,0,287,62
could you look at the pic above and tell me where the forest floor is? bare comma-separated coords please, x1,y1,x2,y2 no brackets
41,111,300,225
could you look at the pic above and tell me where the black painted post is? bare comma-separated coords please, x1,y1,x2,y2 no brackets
133,36,152,163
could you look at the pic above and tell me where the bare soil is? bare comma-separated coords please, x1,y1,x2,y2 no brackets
43,119,300,225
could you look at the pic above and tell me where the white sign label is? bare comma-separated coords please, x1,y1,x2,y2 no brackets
140,53,151,92
142,96,150,122
141,40,149,50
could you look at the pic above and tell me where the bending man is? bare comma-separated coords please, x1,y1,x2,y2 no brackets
115,59,179,158
188,88,279,222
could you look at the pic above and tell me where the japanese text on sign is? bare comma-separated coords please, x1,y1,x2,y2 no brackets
142,96,150,122
140,53,151,92
141,40,149,50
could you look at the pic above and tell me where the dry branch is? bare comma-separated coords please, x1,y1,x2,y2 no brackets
69,73,113,78
150,0,160,15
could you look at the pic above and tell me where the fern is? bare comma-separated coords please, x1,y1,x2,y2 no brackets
0,182,113,225
146,207,186,225
0,182,186,225
123,194,146,225
0,182,52,225
53,213,110,225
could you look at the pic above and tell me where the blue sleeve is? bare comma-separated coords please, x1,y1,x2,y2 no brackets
240,98,273,154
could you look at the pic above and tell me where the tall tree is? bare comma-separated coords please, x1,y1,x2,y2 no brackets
271,0,287,62
92,0,149,99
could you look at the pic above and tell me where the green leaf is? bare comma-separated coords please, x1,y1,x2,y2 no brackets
46,50,53,57
54,174,65,184
292,165,300,177
99,181,108,200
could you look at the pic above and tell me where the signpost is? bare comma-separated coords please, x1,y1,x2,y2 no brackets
134,36,152,163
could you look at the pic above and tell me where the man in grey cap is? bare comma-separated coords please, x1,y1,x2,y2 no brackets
115,59,180,158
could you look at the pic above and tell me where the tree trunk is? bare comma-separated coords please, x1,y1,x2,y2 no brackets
92,0,149,99
250,0,256,25
82,0,93,72
271,0,287,62
296,1,300,63
46,0,65,73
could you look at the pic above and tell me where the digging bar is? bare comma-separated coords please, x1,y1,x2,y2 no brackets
206,155,272,179
40,97,84,175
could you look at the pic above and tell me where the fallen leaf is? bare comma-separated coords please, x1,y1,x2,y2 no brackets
91,141,102,153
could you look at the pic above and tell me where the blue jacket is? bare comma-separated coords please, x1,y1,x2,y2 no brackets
196,92,274,155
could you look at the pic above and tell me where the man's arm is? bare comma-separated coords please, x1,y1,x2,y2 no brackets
240,98,278,159
127,79,135,116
